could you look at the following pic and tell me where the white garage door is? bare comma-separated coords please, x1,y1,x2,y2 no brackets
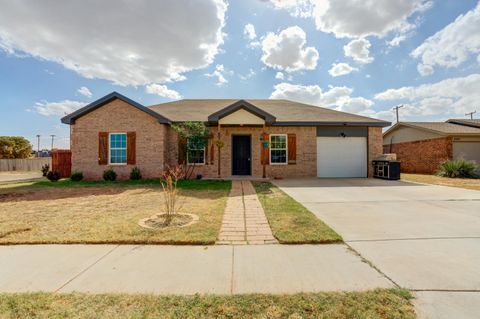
453,142,480,165
317,137,367,178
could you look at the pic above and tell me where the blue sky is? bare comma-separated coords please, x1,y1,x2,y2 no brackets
0,0,479,149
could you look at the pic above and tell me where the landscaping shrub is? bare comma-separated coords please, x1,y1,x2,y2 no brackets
103,168,117,181
41,164,50,176
437,159,478,178
46,171,60,182
70,170,84,181
130,166,142,180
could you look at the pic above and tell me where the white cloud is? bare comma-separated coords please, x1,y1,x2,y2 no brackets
269,0,431,38
77,86,92,98
0,0,227,86
35,100,86,116
270,82,376,117
268,0,314,18
387,35,407,47
416,63,434,76
374,73,480,117
344,38,373,64
411,2,480,76
244,23,257,40
261,26,319,72
145,84,181,99
205,64,230,86
239,68,256,81
275,72,285,80
328,63,358,77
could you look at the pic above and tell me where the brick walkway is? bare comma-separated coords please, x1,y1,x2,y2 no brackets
217,181,278,245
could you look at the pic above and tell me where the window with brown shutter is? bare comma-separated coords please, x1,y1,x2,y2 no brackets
127,132,136,165
98,132,108,165
288,133,296,164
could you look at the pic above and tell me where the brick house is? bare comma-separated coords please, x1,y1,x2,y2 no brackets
62,92,390,180
383,121,480,174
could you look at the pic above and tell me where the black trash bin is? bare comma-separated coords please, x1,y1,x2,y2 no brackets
372,160,400,180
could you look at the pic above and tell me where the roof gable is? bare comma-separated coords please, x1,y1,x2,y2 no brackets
207,100,276,124
61,91,171,125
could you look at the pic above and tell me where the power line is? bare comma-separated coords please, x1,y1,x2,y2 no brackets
392,105,404,123
465,110,476,119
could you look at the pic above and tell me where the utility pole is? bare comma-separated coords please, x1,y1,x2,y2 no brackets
36,135,40,157
465,110,476,119
392,105,404,123
50,134,56,150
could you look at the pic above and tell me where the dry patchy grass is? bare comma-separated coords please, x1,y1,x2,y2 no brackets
0,180,230,245
402,173,480,191
0,289,414,319
253,182,342,244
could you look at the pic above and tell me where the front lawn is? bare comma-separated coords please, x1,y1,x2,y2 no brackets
0,179,230,245
253,182,342,244
402,173,480,191
0,289,414,319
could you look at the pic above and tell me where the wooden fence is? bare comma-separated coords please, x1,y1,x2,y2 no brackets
0,157,51,171
51,149,72,177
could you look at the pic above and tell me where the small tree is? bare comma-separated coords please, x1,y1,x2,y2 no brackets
171,121,209,179
160,165,184,225
0,136,32,159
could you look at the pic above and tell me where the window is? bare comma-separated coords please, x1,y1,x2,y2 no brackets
270,134,287,164
109,133,127,164
187,138,205,165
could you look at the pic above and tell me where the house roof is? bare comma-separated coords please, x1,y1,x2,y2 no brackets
446,119,480,128
61,91,171,125
383,121,480,137
207,100,276,123
149,99,390,126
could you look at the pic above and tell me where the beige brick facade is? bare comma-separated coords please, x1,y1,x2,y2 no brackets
368,126,384,177
71,99,167,180
70,99,384,180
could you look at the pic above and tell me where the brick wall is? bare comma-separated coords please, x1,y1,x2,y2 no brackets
368,127,383,177
165,126,317,179
71,98,166,180
383,137,453,174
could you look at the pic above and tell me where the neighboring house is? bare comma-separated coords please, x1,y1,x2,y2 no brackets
383,120,480,174
61,92,390,180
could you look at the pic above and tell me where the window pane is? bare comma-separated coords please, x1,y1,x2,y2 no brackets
271,150,286,163
271,135,286,149
109,133,127,164
187,149,205,164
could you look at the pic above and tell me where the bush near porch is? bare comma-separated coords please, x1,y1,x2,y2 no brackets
0,179,230,245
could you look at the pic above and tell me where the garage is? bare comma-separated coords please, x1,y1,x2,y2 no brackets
453,141,480,165
316,127,368,178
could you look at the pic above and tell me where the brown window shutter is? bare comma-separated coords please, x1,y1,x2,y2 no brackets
288,133,296,164
178,136,186,165
98,132,108,165
210,143,214,164
205,139,209,165
261,133,270,165
127,132,136,165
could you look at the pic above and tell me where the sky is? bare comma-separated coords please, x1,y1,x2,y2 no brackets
0,0,479,149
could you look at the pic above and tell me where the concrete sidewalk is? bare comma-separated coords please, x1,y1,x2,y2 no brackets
0,244,392,294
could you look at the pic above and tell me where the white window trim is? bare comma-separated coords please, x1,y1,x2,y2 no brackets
269,134,288,165
108,132,127,166
186,139,206,165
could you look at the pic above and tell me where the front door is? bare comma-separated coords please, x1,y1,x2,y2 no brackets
232,135,251,175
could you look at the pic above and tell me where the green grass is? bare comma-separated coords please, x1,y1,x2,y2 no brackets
253,182,342,244
0,289,414,319
0,180,231,245
0,178,231,191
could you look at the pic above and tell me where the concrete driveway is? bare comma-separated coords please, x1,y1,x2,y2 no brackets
274,178,480,319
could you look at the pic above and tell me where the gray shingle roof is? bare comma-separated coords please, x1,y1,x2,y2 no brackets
447,119,480,128
400,122,480,135
148,99,390,126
